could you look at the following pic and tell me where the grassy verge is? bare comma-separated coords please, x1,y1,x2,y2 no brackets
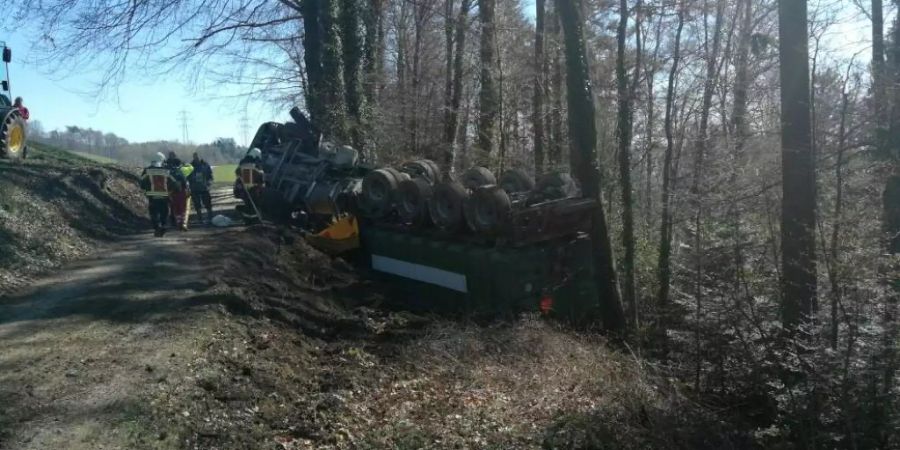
212,164,236,186
71,151,118,165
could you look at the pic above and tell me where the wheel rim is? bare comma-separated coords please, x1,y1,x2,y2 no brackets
369,181,386,202
8,123,24,153
476,200,496,229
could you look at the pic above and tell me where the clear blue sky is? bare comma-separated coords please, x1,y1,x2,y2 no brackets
3,34,283,146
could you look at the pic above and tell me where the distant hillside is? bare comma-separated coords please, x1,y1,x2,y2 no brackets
32,125,247,167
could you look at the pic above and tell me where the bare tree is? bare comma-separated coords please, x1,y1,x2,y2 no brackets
778,0,817,328
477,0,499,164
657,0,685,327
615,0,642,328
533,0,547,175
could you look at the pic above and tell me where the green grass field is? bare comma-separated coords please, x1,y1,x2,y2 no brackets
211,164,237,186
71,151,117,164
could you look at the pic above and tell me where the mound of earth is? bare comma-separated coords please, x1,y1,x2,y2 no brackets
0,142,146,293
137,228,724,449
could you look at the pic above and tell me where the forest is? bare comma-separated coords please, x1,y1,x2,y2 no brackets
4,0,900,446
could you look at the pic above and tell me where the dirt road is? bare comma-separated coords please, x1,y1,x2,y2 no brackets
0,189,246,449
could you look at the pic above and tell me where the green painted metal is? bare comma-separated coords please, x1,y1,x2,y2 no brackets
361,226,601,323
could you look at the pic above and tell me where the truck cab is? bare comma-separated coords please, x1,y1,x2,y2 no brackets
0,43,10,106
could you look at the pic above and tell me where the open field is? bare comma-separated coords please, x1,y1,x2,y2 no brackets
212,163,236,186
70,151,118,165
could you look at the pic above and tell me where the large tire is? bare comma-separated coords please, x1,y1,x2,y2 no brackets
531,171,579,203
0,109,26,160
460,166,496,191
464,185,511,236
360,168,406,218
397,177,433,226
422,159,443,183
499,168,535,193
429,181,468,232
401,159,441,184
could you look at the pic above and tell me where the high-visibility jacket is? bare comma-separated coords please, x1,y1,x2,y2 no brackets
140,167,178,198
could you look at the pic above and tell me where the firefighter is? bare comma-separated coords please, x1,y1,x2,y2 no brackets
189,153,214,224
234,148,264,223
165,151,192,230
140,152,180,236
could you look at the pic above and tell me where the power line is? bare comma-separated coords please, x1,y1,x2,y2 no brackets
177,110,191,145
239,114,250,149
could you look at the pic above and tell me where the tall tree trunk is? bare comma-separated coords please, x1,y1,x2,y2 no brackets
533,0,547,175
444,0,456,161
828,71,852,349
363,0,385,107
656,1,685,326
397,2,409,151
729,0,753,318
873,0,886,139
548,6,564,167
885,0,900,254
644,12,662,226
778,0,817,328
444,0,471,175
731,0,752,150
340,0,364,145
692,0,724,390
880,0,900,410
477,0,499,165
615,0,639,328
555,0,626,334
302,0,326,129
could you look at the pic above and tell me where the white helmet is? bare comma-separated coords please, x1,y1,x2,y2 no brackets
248,148,262,159
151,152,166,167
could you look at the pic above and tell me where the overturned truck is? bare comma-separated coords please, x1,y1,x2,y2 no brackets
245,108,602,322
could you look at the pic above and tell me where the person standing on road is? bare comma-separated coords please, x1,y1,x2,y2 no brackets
165,151,192,230
140,152,180,236
189,153,214,224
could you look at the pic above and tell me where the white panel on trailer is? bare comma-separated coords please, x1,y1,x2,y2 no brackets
371,255,468,293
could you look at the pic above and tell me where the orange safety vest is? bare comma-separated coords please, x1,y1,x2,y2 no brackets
144,168,172,198
239,163,263,189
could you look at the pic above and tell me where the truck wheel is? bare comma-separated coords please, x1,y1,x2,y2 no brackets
499,168,535,193
360,168,404,218
401,159,442,184
429,181,468,232
422,159,443,183
397,178,433,226
461,166,496,191
0,110,26,160
532,171,579,202
465,185,511,235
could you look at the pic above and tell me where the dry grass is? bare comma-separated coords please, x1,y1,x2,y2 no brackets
312,318,667,449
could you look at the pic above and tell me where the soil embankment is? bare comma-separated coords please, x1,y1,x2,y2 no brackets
0,143,147,293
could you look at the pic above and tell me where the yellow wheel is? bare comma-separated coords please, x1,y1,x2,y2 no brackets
1,109,27,160
8,122,24,153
